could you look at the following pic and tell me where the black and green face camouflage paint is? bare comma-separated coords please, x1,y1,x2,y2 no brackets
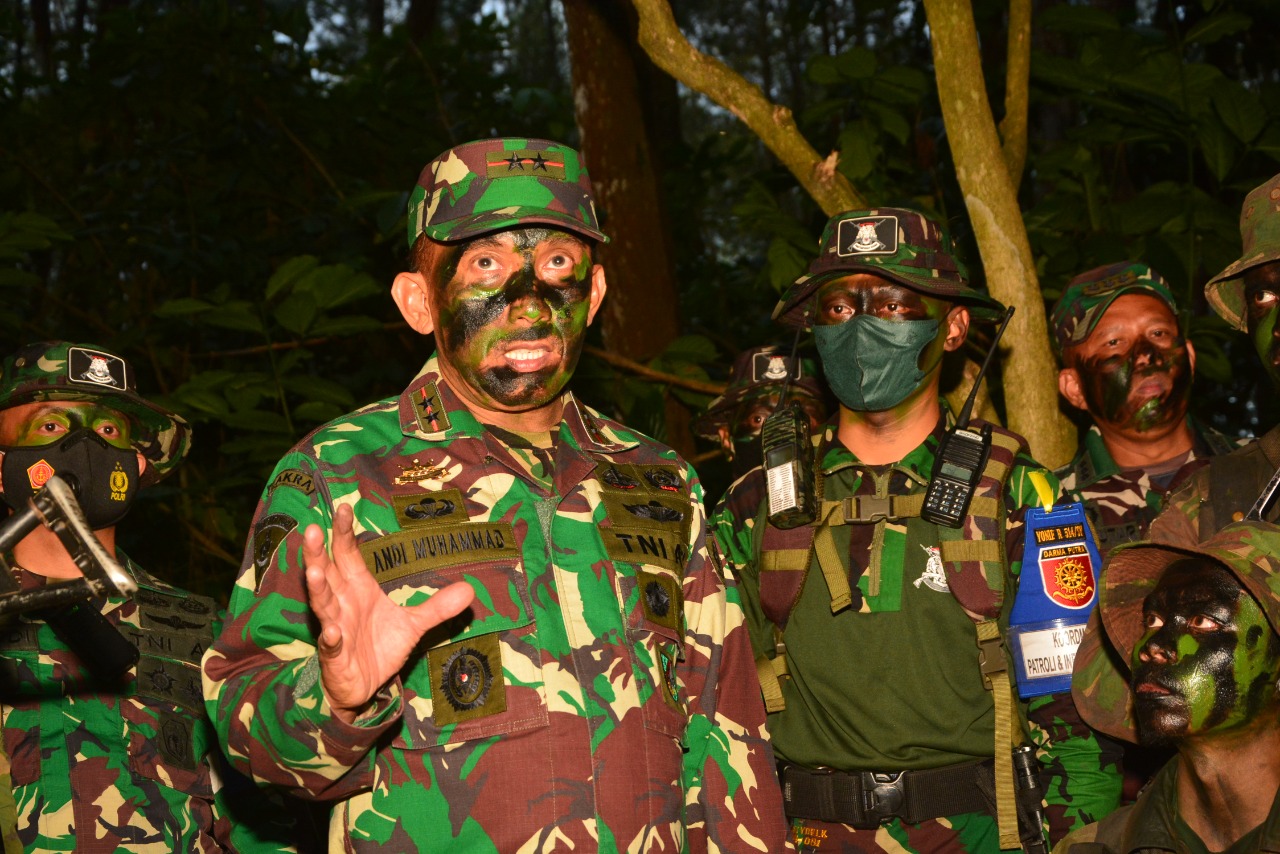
1132,559,1280,744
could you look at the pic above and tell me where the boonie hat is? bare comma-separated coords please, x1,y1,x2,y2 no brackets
1049,262,1178,359
1072,521,1280,742
773,208,1004,329
692,346,825,440
1206,173,1280,331
407,137,608,247
0,341,190,486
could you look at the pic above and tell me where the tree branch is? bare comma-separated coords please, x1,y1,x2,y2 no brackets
923,0,1075,467
998,0,1031,187
630,0,864,216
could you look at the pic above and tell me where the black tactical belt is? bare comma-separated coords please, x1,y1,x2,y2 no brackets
778,759,994,828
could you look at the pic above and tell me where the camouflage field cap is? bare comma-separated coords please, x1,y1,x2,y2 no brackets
772,208,1004,329
692,345,825,440
1049,262,1178,359
0,341,190,487
407,137,608,247
1206,173,1280,331
1072,521,1280,742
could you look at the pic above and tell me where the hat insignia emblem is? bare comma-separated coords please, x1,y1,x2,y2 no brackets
81,356,120,387
763,356,789,380
851,221,885,253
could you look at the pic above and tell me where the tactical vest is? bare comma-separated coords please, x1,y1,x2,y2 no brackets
752,421,1034,847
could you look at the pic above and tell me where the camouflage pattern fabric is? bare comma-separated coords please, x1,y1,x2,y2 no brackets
202,355,790,853
406,137,608,246
0,552,294,853
0,342,190,487
1056,423,1243,558
1074,520,1280,744
1052,758,1280,853
772,207,1004,329
1048,263,1177,359
1143,423,1280,551
1206,172,1280,331
711,416,1122,852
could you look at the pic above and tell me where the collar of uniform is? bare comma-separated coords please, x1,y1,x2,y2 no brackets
1068,418,1215,489
1120,761,1280,853
397,354,640,454
819,408,945,480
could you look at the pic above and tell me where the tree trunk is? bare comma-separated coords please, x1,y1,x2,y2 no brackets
563,0,694,456
923,0,1075,468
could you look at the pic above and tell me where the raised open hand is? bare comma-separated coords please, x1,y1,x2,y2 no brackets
303,503,475,724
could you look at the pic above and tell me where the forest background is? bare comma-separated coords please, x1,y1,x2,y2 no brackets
3,0,1280,600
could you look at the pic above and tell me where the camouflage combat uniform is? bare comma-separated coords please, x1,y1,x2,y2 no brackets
713,417,1122,853
0,554,297,853
202,355,791,853
1053,760,1280,853
1056,422,1240,557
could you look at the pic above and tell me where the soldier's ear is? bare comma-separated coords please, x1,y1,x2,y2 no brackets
942,305,969,352
585,264,608,326
1058,367,1088,411
1186,338,1196,374
393,272,436,335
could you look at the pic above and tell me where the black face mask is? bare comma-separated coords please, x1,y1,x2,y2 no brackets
1,429,140,529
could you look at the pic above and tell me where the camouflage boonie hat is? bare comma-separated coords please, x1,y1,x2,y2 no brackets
692,345,825,440
772,208,1004,329
1072,521,1280,742
0,342,190,487
1049,262,1178,359
407,137,608,247
1206,173,1280,331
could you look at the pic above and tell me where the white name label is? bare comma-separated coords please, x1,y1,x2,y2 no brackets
1018,623,1087,680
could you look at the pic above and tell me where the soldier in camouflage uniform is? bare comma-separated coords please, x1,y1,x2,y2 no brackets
1144,172,1280,547
1050,263,1240,558
1057,522,1280,852
711,208,1121,853
0,340,294,852
692,345,828,482
202,137,791,852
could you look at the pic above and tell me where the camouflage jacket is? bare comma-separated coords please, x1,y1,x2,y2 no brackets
711,417,1122,844
1055,422,1240,558
202,355,791,853
1148,423,1280,549
0,553,288,853
1053,759,1280,853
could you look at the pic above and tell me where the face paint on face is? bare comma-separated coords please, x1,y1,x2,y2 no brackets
430,227,597,413
1244,263,1280,390
0,401,133,450
1132,559,1280,745
1070,294,1191,436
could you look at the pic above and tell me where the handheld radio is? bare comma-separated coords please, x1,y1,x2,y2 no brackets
761,335,818,529
921,306,1015,528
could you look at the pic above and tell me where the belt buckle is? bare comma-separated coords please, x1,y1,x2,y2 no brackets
860,771,906,822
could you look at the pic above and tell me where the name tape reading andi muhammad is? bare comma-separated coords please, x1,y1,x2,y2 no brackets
1018,623,1088,681
358,522,519,584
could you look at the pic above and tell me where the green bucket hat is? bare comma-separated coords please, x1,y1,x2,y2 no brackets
772,208,1004,330
1049,262,1178,359
1206,173,1280,331
0,341,190,487
692,345,825,441
1072,521,1280,743
407,137,609,247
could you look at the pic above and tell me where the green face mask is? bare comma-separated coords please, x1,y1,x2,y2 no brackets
814,314,941,411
